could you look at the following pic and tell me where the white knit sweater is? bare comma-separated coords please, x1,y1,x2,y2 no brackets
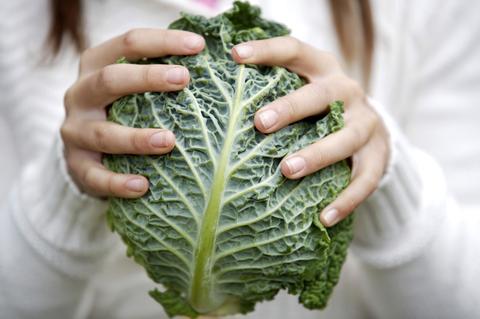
1,0,479,318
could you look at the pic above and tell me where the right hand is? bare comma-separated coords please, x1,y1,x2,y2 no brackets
60,28,205,198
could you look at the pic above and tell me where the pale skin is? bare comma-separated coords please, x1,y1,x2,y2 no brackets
61,28,389,227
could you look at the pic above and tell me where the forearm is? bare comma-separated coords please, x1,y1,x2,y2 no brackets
0,136,114,318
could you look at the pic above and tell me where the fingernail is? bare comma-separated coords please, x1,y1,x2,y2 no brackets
150,131,174,148
166,67,187,84
184,35,204,50
126,178,146,192
284,156,306,175
234,44,253,59
258,109,278,130
321,209,340,226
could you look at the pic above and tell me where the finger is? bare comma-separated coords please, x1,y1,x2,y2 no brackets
232,36,340,78
68,63,189,108
80,28,205,73
280,107,377,179
83,162,149,198
254,77,361,133
61,121,176,155
319,132,389,227
68,151,149,198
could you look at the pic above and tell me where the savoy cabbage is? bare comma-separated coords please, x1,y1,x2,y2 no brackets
104,2,352,317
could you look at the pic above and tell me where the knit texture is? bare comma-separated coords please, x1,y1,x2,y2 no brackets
1,0,479,318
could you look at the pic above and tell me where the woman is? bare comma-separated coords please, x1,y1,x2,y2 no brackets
0,0,479,318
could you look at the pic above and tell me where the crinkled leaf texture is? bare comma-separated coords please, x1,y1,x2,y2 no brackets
104,1,353,317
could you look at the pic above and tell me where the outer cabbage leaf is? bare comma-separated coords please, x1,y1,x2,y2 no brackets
104,1,352,317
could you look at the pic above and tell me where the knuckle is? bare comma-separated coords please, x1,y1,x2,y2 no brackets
91,167,119,196
157,30,170,48
97,65,118,95
107,174,117,195
346,78,363,98
288,37,302,52
349,125,366,150
123,29,143,53
285,37,303,62
331,75,364,104
365,108,380,129
343,109,353,124
130,130,146,152
93,125,110,151
323,52,340,68
309,144,325,170
314,80,336,103
66,163,78,182
64,152,77,174
329,72,346,85
336,195,357,215
83,165,111,195
363,175,380,193
82,166,96,189
311,81,329,101
281,95,297,122
63,87,75,112
306,83,323,102
60,122,74,142
143,66,158,89
355,105,379,133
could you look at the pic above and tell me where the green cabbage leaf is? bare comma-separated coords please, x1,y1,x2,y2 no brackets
104,2,352,317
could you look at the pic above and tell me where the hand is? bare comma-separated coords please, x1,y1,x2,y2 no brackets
61,29,205,198
232,37,390,227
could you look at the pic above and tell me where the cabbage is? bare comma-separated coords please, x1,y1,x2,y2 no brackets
104,2,352,317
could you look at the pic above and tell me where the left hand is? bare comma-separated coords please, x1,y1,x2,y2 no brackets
232,36,390,227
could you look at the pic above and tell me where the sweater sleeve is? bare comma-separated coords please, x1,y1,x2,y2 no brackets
0,1,115,317
351,1,480,318
0,134,116,318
